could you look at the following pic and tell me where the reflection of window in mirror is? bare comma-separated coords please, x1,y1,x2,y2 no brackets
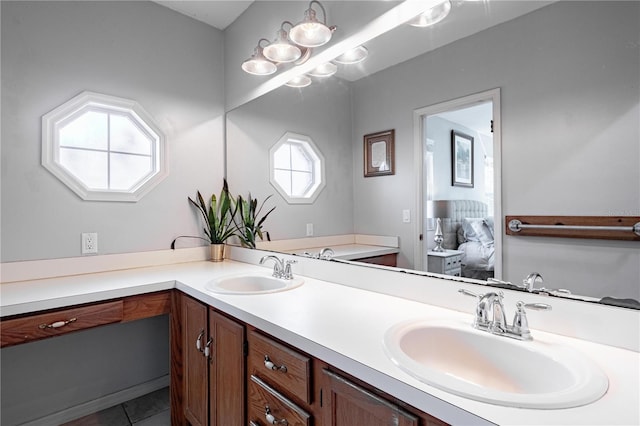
42,91,166,202
269,132,325,204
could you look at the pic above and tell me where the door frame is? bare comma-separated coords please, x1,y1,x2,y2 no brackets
412,88,502,278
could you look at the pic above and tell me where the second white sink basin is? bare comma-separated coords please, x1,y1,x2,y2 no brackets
383,319,608,409
205,273,304,295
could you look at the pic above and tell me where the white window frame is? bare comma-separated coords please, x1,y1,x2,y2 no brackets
269,132,325,204
42,91,168,202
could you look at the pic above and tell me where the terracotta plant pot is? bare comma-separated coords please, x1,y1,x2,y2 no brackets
210,244,225,262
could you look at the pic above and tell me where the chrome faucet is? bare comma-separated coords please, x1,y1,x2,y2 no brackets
459,288,551,341
523,272,544,291
319,247,335,260
259,255,296,280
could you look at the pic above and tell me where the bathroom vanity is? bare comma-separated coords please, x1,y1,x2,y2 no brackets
1,249,638,425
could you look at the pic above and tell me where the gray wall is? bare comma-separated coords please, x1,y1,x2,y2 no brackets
1,315,169,425
1,2,224,423
427,117,489,202
226,79,355,240
351,1,639,296
1,1,226,262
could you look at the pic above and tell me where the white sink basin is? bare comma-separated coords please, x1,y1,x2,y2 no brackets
383,319,608,409
205,273,304,295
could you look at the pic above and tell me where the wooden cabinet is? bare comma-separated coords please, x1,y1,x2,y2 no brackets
181,294,245,426
247,329,315,426
354,253,397,267
321,369,447,426
0,291,170,348
322,369,418,426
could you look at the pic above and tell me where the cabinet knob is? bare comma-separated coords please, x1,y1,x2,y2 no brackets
265,406,288,425
264,355,287,372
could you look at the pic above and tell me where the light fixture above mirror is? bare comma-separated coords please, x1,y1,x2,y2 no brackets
240,0,454,90
241,38,277,76
289,0,336,48
263,21,302,63
409,0,452,27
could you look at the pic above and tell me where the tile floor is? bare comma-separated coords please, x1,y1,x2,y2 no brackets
61,387,170,426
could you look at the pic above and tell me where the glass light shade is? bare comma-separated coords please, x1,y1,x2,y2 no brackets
333,45,368,65
289,8,332,47
285,75,312,88
263,29,302,63
241,48,277,75
409,0,451,28
308,62,337,78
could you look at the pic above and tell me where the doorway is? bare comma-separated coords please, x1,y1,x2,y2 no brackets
413,89,502,279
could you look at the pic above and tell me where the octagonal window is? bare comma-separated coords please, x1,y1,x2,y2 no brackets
269,132,325,204
42,92,167,202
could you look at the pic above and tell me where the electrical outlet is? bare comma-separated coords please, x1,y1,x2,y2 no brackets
82,232,98,255
306,223,314,237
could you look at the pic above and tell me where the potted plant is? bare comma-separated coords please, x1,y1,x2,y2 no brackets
234,193,275,249
172,180,238,261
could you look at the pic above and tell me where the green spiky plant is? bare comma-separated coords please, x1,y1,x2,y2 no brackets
234,193,275,249
171,180,238,249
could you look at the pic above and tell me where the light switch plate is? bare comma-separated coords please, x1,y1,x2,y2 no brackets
402,209,411,223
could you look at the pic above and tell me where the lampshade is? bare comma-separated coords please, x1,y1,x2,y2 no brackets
263,22,302,63
241,39,277,75
409,0,451,28
289,1,334,47
333,45,368,65
308,62,337,77
285,75,312,88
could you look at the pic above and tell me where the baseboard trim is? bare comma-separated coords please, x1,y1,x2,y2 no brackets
22,375,170,426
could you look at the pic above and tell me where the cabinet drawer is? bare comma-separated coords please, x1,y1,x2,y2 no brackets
248,375,311,426
444,255,462,268
248,329,312,404
1,300,124,347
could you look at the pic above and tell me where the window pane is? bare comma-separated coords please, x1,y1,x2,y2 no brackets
273,145,291,169
290,144,312,172
59,147,108,189
273,170,292,196
110,153,153,190
110,114,153,155
59,111,107,150
291,171,313,196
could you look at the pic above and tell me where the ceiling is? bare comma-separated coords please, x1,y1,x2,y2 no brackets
152,1,253,30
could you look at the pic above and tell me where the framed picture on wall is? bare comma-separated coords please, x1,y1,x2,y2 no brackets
364,129,395,177
451,130,474,187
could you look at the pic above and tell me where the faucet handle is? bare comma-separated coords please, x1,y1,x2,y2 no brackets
512,301,552,340
283,259,297,280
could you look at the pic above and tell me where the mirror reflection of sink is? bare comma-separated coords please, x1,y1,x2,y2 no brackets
383,319,608,409
205,274,304,295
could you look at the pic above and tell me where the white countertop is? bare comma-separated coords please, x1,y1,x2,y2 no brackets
289,243,399,261
1,259,638,425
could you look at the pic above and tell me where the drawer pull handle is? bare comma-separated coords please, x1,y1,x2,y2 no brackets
265,406,288,425
39,318,77,329
204,337,213,358
264,355,287,373
196,330,205,352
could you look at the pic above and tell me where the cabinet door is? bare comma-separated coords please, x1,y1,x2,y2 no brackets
182,295,208,426
209,310,245,426
323,370,418,426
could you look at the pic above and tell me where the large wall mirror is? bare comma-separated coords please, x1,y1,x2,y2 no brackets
226,1,639,308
